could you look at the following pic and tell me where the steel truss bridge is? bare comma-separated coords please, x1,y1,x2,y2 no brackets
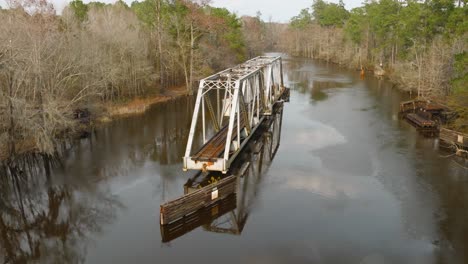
183,56,288,173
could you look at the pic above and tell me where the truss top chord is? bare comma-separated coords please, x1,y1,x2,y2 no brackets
203,56,282,84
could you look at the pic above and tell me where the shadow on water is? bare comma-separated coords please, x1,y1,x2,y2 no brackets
161,105,284,243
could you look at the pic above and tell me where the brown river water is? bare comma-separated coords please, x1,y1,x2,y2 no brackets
1,55,468,264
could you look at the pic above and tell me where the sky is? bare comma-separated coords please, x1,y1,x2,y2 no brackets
0,0,363,23
210,0,362,22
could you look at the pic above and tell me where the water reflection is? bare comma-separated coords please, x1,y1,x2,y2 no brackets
161,105,284,243
285,58,353,104
282,56,468,263
0,154,121,263
0,96,196,263
1,57,468,263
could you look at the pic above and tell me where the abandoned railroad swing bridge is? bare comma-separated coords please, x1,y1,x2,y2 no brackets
183,56,289,174
159,56,289,227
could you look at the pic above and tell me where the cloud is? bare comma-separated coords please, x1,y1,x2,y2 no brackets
294,122,347,151
211,0,313,22
211,0,363,22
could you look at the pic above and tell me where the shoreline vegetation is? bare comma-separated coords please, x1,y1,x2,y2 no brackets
0,86,187,161
103,85,187,120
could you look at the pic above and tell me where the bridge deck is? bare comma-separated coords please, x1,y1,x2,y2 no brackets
192,119,245,162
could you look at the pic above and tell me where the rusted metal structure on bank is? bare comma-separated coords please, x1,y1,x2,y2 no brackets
399,99,457,136
183,56,288,173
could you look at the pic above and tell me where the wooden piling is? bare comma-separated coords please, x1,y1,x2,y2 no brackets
160,193,237,242
160,175,237,225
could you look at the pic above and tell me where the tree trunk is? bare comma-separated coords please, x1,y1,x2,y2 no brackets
156,0,164,93
7,61,15,156
189,22,194,95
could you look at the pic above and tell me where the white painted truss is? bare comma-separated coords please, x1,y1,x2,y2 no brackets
183,56,287,173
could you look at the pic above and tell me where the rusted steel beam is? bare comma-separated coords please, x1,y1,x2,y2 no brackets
192,119,246,162
405,113,437,128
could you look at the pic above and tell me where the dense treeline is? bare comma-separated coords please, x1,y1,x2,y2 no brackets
0,0,275,158
282,0,467,131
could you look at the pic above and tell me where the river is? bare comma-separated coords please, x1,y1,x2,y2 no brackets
1,55,467,264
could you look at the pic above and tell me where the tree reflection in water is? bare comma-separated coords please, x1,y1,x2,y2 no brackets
0,97,196,262
0,154,122,263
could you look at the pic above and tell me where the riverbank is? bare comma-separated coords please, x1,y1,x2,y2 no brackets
0,86,189,162
98,86,188,122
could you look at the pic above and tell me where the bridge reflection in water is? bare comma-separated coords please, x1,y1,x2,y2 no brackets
161,104,283,243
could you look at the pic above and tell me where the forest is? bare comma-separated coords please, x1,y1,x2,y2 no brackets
0,0,278,159
282,0,467,131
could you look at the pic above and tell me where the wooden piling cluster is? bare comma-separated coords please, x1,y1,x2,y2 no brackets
160,193,237,242
160,175,237,225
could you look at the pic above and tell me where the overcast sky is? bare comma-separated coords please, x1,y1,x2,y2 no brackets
0,0,363,22
210,0,362,22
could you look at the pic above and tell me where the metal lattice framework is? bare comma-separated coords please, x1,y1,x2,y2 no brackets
183,56,286,173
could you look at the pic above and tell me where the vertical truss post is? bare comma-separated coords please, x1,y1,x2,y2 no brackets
183,81,205,171
202,94,206,143
223,81,240,172
280,57,284,88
